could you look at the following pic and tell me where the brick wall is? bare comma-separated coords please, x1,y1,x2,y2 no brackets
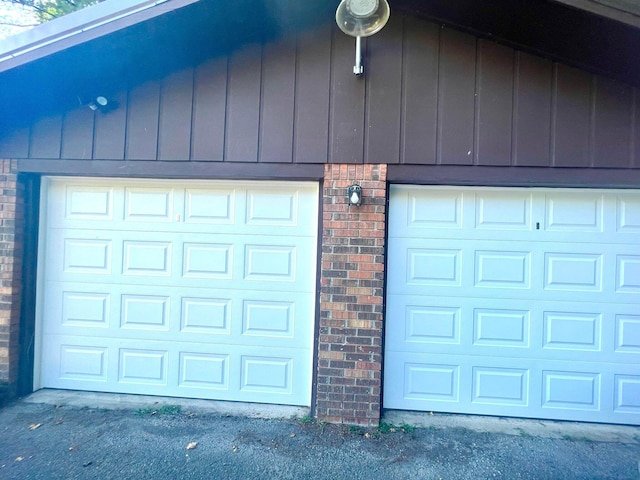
316,164,387,426
0,159,23,402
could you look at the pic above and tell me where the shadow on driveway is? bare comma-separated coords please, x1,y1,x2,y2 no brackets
0,393,639,480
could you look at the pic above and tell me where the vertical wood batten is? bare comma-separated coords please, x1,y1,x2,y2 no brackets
552,64,590,167
475,40,513,166
634,88,640,168
329,26,365,164
61,108,94,160
437,28,475,165
191,57,227,161
365,14,402,165
513,52,552,167
225,44,262,162
401,17,438,165
93,90,127,159
260,37,296,163
158,68,194,161
30,115,62,159
294,24,331,164
125,80,160,161
592,76,633,168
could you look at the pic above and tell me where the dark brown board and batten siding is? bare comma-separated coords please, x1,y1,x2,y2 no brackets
2,14,639,172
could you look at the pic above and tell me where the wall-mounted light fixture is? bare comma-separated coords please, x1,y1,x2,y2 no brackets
348,184,363,206
87,96,109,111
335,0,390,75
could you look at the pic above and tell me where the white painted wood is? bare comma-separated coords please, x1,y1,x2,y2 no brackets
385,186,640,425
37,178,318,406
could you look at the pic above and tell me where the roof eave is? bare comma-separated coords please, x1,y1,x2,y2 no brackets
0,0,201,73
550,0,640,27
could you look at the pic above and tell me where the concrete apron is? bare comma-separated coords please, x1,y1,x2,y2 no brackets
22,389,640,445
23,389,309,420
383,410,640,445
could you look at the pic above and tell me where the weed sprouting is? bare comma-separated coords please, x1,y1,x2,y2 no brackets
401,423,415,434
378,421,415,434
135,404,182,416
298,415,314,424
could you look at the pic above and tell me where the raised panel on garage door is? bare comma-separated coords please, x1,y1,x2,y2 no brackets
37,177,318,406
385,185,640,425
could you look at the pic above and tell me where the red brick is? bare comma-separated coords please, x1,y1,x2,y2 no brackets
317,163,386,426
0,160,22,396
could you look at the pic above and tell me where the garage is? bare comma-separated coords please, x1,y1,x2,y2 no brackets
35,177,318,406
384,185,640,425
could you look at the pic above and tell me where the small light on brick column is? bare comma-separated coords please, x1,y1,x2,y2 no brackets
347,184,362,206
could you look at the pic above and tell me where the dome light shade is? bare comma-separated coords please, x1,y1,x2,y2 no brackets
335,0,390,38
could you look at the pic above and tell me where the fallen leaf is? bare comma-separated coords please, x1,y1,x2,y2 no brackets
289,433,296,438
15,457,23,462
186,442,198,450
29,423,42,431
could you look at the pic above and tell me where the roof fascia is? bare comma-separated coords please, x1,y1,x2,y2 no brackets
550,0,640,27
0,0,201,73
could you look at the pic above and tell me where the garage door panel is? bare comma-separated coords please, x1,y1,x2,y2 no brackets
47,230,316,293
38,178,317,407
387,294,638,363
385,353,639,423
614,373,640,415
390,187,638,245
40,334,311,405
386,186,640,425
54,184,117,224
47,180,317,236
124,186,177,223
43,282,313,347
474,191,535,231
544,191,604,233
388,238,637,303
617,194,640,233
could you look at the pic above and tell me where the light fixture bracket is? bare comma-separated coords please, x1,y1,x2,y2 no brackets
348,184,363,207
87,95,114,112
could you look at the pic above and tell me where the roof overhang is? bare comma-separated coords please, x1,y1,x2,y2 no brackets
550,0,640,27
0,0,200,73
1,0,639,77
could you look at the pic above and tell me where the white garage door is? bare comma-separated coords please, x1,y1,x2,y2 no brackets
36,177,318,406
385,186,640,425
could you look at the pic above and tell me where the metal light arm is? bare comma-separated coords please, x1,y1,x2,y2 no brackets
354,36,363,75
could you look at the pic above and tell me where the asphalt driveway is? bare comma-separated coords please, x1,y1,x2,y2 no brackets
0,391,639,479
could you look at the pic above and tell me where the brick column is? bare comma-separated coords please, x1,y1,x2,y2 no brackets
316,164,387,426
0,160,24,402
